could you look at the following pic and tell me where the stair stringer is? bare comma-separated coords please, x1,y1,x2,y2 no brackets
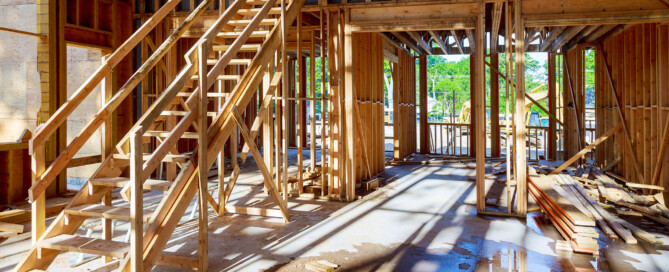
117,0,305,270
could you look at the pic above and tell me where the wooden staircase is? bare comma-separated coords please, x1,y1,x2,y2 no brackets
15,0,304,271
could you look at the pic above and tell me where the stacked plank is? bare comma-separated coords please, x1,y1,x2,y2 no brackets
528,169,599,254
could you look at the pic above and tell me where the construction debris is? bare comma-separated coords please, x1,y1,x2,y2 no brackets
529,162,669,254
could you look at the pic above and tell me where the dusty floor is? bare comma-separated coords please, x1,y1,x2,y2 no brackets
2,151,669,271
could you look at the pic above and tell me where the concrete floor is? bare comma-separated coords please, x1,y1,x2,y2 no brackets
2,151,669,271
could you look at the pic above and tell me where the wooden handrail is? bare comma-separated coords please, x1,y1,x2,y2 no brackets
207,0,304,164
115,0,250,151
29,0,182,152
126,0,277,190
130,1,305,269
27,0,210,202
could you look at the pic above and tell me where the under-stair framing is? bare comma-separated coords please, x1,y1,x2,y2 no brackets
15,0,304,271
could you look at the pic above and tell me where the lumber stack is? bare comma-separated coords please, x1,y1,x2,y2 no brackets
528,169,599,254
532,161,669,254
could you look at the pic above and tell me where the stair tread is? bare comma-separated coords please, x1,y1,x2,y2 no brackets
207,59,252,66
237,7,281,15
112,153,191,163
175,92,229,99
39,234,130,258
145,130,199,139
161,110,218,116
90,177,173,191
227,19,277,27
66,204,153,222
212,44,262,52
217,30,270,39
191,74,241,80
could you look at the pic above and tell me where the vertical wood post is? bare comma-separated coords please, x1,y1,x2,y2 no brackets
320,10,327,196
263,62,273,196
30,142,45,245
474,2,486,213
297,12,304,194
469,56,476,157
281,0,288,202
310,30,317,169
514,0,528,215
491,54,500,157
392,59,400,161
344,9,356,201
130,126,144,272
101,52,115,263
196,42,209,272
548,52,557,160
37,0,67,198
419,56,429,154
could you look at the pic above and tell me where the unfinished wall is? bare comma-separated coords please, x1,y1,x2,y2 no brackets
595,23,669,188
0,0,103,179
352,32,385,180
393,48,417,160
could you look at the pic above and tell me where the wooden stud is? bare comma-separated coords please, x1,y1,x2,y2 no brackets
344,9,356,201
310,30,317,169
514,0,527,215
320,9,327,196
490,54,500,157
419,56,428,154
474,2,486,213
196,42,208,272
297,12,304,194
598,44,646,184
129,127,143,272
548,52,557,160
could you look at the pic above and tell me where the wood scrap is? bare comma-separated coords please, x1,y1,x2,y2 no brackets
0,222,24,233
554,175,618,240
650,203,669,219
550,123,622,175
528,169,598,254
616,209,643,217
655,193,667,207
559,175,637,244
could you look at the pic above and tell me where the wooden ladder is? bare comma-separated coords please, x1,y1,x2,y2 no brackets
14,0,304,271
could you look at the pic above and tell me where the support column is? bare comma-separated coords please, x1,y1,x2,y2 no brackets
419,56,429,154
474,2,486,213
548,52,557,160
469,56,477,157
392,60,400,161
33,0,66,244
344,9,356,201
514,0,528,215
491,54,500,157
196,43,209,272
36,0,67,197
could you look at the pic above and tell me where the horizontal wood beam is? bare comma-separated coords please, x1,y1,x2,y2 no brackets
348,17,475,32
524,9,669,27
64,25,113,50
